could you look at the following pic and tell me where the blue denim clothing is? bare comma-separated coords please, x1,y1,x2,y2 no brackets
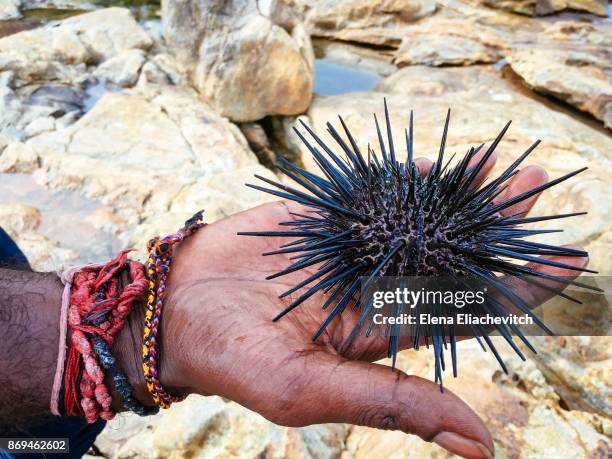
0,227,106,458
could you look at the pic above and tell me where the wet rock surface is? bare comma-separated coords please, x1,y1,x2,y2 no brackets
0,2,609,458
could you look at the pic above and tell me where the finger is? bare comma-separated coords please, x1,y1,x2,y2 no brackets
493,165,548,218
415,157,433,176
502,245,589,310
299,356,494,459
466,146,498,189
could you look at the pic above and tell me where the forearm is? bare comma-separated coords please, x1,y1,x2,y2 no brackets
0,267,62,432
0,267,162,433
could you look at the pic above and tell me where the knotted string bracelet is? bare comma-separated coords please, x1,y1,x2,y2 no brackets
142,211,206,408
56,252,154,421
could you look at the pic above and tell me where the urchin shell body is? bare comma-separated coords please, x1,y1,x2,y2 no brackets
240,102,594,383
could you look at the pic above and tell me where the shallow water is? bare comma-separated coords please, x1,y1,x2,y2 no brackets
314,58,383,96
22,7,88,22
91,0,160,20
0,173,122,264
82,79,123,112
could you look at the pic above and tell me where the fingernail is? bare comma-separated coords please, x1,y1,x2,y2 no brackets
432,431,494,459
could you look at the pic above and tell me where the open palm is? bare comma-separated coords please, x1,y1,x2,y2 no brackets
161,155,588,459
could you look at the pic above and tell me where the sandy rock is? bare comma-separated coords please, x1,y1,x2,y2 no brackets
163,0,313,122
529,336,611,415
390,0,610,73
507,44,612,129
0,0,20,20
388,4,519,66
280,0,437,47
483,0,608,16
95,395,348,458
501,19,612,128
0,141,38,172
395,34,500,66
342,337,610,458
92,49,147,87
388,0,540,66
0,203,41,234
0,8,152,86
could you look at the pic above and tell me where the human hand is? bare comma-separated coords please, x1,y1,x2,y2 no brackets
147,153,588,459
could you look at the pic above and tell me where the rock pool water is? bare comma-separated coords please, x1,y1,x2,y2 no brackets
314,58,382,96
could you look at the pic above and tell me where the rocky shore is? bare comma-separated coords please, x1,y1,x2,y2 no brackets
0,0,610,457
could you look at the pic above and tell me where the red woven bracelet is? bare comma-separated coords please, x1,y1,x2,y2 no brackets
63,251,148,422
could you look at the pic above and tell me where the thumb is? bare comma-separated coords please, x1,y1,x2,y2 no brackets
298,355,494,459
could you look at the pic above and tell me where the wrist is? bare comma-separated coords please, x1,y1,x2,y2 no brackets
110,270,191,412
107,292,154,411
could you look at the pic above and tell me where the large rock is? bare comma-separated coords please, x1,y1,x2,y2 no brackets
274,0,437,47
162,0,314,122
389,0,539,66
507,46,611,129
296,0,529,65
392,3,612,128
483,0,608,16
506,21,612,129
287,65,611,273
2,84,277,269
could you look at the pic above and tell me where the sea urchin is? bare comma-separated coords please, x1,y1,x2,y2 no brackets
239,101,595,384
